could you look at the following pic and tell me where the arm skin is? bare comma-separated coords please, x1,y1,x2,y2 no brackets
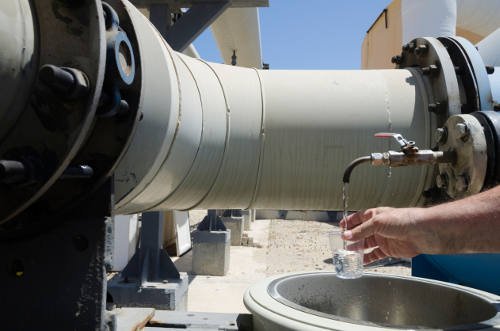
340,185,500,264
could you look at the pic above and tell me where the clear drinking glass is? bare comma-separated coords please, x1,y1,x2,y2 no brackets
328,229,364,279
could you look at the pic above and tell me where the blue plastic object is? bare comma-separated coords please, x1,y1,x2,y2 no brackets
412,254,500,295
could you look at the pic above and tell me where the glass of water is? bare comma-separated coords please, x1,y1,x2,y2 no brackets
328,229,364,279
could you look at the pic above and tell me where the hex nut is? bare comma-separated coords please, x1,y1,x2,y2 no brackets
435,127,447,144
455,123,470,141
436,173,448,189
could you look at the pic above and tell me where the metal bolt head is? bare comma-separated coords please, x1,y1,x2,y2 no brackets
391,55,402,64
455,122,470,141
435,127,447,144
428,102,443,113
422,64,439,76
407,42,416,51
436,173,448,189
455,175,468,193
415,44,428,56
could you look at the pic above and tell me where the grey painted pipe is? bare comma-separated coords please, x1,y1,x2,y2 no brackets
114,1,435,214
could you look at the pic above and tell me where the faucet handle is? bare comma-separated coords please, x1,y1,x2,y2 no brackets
374,132,418,154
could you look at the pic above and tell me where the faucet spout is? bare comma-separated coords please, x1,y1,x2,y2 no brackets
342,156,372,184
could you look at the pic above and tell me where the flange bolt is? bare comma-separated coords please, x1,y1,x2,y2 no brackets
435,127,447,144
455,123,470,142
436,173,449,189
39,64,89,100
0,160,27,185
415,44,428,56
391,55,402,64
422,64,439,76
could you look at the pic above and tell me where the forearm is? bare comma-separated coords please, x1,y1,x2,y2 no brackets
418,185,500,254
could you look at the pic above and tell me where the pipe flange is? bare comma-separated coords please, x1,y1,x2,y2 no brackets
437,114,487,199
0,1,106,224
397,37,461,127
30,0,142,221
438,37,493,113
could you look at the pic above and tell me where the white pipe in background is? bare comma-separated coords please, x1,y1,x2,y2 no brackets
401,0,456,44
211,8,263,68
477,28,500,67
457,0,500,39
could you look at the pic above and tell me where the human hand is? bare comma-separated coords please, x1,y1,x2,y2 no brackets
340,207,434,264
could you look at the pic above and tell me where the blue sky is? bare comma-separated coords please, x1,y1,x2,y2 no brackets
194,0,392,69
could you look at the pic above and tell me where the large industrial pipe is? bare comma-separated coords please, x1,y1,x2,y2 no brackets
114,2,435,214
0,0,492,224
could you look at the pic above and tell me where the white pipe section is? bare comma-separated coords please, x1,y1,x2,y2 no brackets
401,0,456,44
211,8,263,68
114,1,434,214
477,28,500,67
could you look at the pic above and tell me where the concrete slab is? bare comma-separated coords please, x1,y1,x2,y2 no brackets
113,307,155,331
146,310,252,331
108,273,189,311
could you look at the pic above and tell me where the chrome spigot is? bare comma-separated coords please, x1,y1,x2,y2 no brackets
343,133,455,183
370,132,451,167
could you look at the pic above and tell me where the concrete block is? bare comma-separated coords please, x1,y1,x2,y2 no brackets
222,216,244,246
108,272,189,311
192,230,230,276
242,210,251,231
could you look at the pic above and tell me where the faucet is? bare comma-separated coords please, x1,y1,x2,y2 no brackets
343,133,455,184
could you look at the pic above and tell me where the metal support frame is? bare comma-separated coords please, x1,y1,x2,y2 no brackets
0,181,113,330
197,209,227,231
149,4,173,38
107,211,188,310
163,1,230,51
118,212,179,282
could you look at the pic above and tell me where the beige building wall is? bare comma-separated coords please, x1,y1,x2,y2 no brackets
361,0,402,69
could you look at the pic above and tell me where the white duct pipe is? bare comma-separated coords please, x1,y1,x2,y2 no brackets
114,1,434,214
477,28,500,67
456,0,500,39
401,0,456,44
211,8,263,68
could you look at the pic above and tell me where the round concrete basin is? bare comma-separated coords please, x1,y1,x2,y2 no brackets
244,272,500,330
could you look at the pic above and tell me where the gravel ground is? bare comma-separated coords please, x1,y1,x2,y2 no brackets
264,218,410,276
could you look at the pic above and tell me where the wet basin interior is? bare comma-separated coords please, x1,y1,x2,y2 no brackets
268,273,499,329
